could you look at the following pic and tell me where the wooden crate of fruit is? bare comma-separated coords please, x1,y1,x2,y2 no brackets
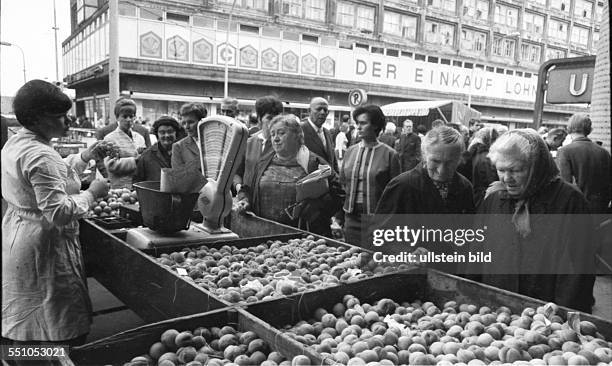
80,219,317,322
69,307,318,366
243,270,612,365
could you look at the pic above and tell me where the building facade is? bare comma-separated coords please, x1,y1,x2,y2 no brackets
63,0,602,128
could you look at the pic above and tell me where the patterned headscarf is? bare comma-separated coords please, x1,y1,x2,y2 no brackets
486,129,560,237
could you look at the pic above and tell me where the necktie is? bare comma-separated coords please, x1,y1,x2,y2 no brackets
318,129,326,147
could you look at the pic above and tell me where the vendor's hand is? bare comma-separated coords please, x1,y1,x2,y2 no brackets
88,178,110,199
233,199,249,214
137,146,146,154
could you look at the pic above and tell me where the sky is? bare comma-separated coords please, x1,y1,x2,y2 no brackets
1,0,71,97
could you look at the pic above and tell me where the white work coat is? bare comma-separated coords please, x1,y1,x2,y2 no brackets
103,127,145,189
2,128,94,341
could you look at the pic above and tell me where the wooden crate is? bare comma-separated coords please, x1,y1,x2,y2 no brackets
69,307,314,366
243,270,612,365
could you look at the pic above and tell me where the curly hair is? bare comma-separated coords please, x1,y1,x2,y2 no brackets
268,114,304,146
152,116,180,136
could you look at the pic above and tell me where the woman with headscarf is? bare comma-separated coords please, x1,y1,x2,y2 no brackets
468,127,499,207
341,105,400,247
103,98,146,188
133,116,181,183
2,80,111,346
474,129,596,312
235,115,342,236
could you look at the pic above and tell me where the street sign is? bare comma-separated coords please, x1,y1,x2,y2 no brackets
348,89,367,107
546,64,595,104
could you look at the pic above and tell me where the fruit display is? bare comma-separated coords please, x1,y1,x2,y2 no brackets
278,296,612,366
89,188,138,217
153,236,409,304
123,324,311,366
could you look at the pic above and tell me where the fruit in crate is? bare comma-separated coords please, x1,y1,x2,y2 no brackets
154,236,409,304
88,188,138,218
124,324,310,366
279,297,611,365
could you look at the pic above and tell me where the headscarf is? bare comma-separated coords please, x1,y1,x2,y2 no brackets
486,129,559,237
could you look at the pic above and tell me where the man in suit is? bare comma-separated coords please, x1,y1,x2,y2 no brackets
557,113,611,214
395,119,421,173
301,97,337,172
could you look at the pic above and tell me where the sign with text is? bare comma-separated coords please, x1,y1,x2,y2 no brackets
546,64,595,103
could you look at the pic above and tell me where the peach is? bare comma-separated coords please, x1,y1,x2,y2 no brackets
562,341,581,354
291,355,311,366
346,358,367,366
160,329,180,350
484,346,499,361
442,342,461,355
567,355,590,365
579,321,598,336
457,349,476,363
407,343,427,354
177,346,197,363
477,333,494,347
149,342,166,360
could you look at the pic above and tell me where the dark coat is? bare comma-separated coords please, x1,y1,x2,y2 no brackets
171,136,201,171
376,165,475,215
473,178,596,312
379,134,396,148
133,143,172,183
557,137,611,213
470,145,498,208
301,120,337,172
243,151,343,237
394,133,421,173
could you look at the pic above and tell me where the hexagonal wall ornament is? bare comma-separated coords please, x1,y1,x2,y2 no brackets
167,35,188,61
282,50,298,73
217,43,237,66
320,56,335,77
301,53,317,75
261,48,279,70
140,31,162,59
240,45,258,68
193,38,213,64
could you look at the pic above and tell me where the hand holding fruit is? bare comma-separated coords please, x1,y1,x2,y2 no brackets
233,199,250,214
88,179,110,199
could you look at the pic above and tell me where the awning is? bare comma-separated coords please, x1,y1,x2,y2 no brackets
381,100,451,117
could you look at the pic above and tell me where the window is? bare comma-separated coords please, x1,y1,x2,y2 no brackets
494,4,518,27
425,20,455,47
530,0,546,6
486,65,494,72
550,0,570,13
427,0,457,14
371,47,384,54
441,58,451,64
401,51,413,57
592,31,599,47
523,12,544,35
415,53,427,61
337,2,375,31
383,11,418,40
595,3,603,22
464,62,473,68
118,3,136,17
546,47,566,60
462,0,489,20
548,19,568,41
166,12,189,25
453,60,462,66
140,7,163,21
493,37,516,58
283,0,302,17
283,0,326,21
244,0,267,10
520,43,541,62
428,56,439,63
302,34,319,43
461,28,487,54
240,24,260,34
387,49,399,56
571,26,589,46
193,16,215,28
574,0,593,19
76,0,97,24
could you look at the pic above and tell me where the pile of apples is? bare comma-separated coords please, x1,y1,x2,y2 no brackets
280,296,612,366
125,324,312,366
154,236,407,304
89,188,138,217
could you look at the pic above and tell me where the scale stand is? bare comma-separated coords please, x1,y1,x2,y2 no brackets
125,224,238,249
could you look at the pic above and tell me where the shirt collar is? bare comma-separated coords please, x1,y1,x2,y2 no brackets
308,118,322,133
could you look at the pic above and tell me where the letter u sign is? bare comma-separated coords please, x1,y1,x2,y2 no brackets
569,73,588,96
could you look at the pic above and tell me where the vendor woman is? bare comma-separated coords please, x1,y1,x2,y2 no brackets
2,80,111,346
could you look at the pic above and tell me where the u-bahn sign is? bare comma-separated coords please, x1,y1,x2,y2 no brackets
546,59,596,104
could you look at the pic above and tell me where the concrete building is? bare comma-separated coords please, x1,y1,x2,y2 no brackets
63,0,602,128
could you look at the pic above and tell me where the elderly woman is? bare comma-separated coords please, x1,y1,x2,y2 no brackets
133,116,180,183
236,115,342,236
467,127,499,207
376,125,474,214
172,103,207,171
103,98,146,188
2,80,110,345
341,105,400,246
474,129,596,312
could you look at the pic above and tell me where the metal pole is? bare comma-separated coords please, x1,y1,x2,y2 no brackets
52,0,60,84
109,0,120,120
223,0,238,98
1,42,27,83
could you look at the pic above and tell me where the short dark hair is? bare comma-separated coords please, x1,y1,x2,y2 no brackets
548,128,567,139
567,113,592,136
255,96,283,120
180,103,207,120
13,79,72,128
113,98,137,118
352,105,386,135
416,124,427,134
248,112,258,126
152,116,180,136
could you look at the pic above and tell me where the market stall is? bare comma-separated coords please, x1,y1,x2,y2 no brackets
381,100,481,129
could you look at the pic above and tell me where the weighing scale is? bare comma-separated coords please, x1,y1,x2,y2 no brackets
125,116,248,249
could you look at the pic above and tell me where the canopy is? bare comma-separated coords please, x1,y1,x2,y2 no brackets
381,100,482,125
